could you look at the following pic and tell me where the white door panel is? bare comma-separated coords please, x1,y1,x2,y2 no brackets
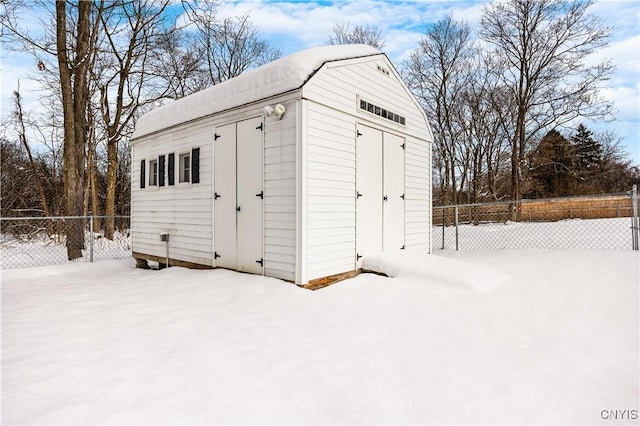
214,123,237,269
356,124,383,268
384,132,405,251
236,117,264,274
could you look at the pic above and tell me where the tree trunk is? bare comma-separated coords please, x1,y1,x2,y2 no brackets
510,103,526,221
91,148,101,231
104,137,117,239
56,0,91,260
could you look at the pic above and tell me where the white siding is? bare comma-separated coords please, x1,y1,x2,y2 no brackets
405,138,431,250
132,95,299,276
303,54,432,264
131,123,214,266
263,101,297,281
302,56,431,142
306,102,356,280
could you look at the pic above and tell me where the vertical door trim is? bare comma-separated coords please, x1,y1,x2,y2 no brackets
295,100,309,285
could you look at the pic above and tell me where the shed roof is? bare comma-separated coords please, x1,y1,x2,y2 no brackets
133,44,381,139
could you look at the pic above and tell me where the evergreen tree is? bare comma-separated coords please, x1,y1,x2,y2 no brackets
572,124,602,190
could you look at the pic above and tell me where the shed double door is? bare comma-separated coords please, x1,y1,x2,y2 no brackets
356,124,405,268
214,117,264,274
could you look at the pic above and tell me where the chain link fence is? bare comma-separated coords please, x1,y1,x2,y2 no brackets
3,189,639,268
1,216,131,269
433,187,640,251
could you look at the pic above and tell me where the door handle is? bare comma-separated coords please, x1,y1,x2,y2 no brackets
236,206,241,212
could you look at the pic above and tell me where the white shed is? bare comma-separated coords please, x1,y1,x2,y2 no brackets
130,44,433,285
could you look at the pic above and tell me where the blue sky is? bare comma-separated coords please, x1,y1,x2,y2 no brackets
206,0,639,163
2,0,639,163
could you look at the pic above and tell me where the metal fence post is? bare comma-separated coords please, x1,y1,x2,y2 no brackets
441,207,445,250
632,185,639,251
455,205,459,251
89,216,94,262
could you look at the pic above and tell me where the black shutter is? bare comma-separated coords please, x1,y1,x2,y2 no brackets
168,153,175,186
140,160,146,189
159,155,165,187
191,147,200,184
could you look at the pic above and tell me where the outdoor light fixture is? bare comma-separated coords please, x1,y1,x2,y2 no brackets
263,104,285,119
274,104,286,119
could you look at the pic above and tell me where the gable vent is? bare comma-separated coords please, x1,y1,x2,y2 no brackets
376,65,390,76
359,99,406,125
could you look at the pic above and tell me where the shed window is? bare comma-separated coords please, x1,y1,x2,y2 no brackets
179,152,190,183
149,159,158,186
359,98,406,126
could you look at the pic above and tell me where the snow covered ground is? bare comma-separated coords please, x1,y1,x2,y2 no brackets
2,248,638,424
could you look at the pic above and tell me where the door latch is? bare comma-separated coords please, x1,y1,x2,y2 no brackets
357,192,363,198
256,191,264,199
236,206,241,212
256,258,264,266
214,192,221,200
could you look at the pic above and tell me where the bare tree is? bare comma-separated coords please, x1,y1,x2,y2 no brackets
479,0,613,215
2,0,102,258
183,2,280,85
403,16,474,205
92,0,171,239
12,86,53,220
592,130,639,192
56,0,102,259
208,14,281,83
328,21,385,50
0,138,41,217
150,27,208,99
462,55,514,203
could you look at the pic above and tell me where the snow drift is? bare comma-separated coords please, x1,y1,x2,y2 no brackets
363,250,509,292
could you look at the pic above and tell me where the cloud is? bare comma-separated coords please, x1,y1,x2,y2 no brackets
601,35,640,80
211,0,485,58
601,85,640,122
590,0,640,40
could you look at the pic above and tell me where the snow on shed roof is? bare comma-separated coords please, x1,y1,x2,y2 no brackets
133,44,381,139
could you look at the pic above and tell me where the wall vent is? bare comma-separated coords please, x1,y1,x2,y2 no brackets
359,99,406,125
376,65,390,76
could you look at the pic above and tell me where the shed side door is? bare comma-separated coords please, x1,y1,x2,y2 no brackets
214,123,237,269
356,124,383,268
236,116,264,274
383,132,405,251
